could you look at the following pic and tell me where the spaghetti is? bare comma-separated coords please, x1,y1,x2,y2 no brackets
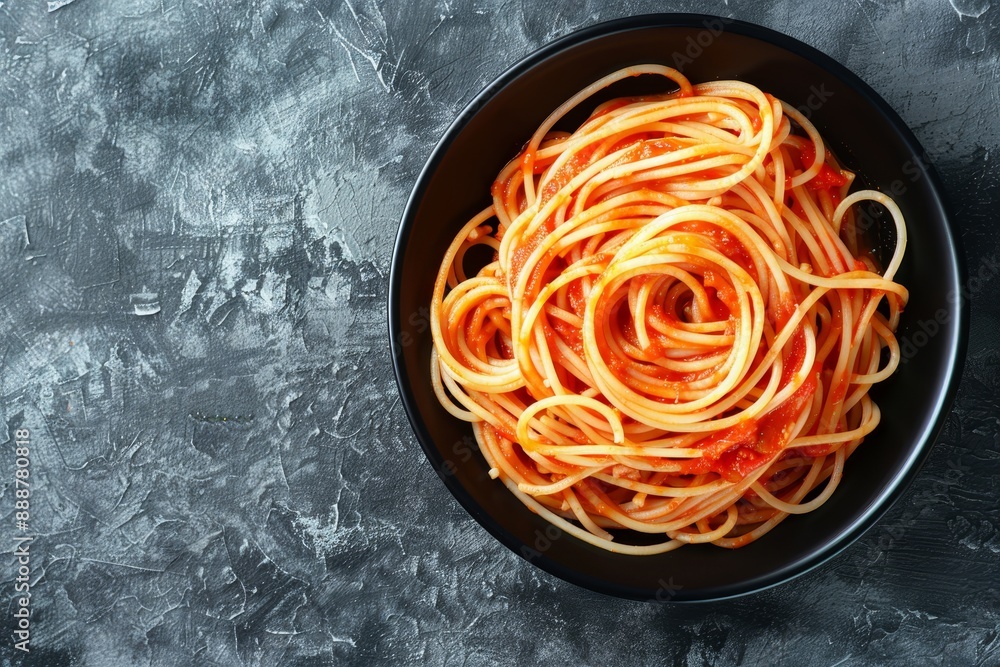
429,65,907,553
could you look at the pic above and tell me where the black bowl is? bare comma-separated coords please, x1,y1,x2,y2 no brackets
388,14,967,601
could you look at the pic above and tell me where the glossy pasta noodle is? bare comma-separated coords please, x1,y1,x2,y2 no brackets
429,65,907,554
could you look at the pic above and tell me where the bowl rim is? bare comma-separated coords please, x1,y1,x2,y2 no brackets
388,13,969,601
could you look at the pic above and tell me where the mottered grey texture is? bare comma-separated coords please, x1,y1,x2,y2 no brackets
0,0,997,665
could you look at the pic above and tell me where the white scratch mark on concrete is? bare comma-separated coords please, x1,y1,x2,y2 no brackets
47,0,79,12
130,292,161,316
177,270,201,315
949,0,991,19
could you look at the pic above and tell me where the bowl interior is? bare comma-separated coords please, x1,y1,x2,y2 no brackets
389,15,965,600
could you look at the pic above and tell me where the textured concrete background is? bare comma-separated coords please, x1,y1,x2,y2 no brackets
0,0,998,665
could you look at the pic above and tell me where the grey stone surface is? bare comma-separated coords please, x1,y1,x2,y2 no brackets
0,1,998,665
